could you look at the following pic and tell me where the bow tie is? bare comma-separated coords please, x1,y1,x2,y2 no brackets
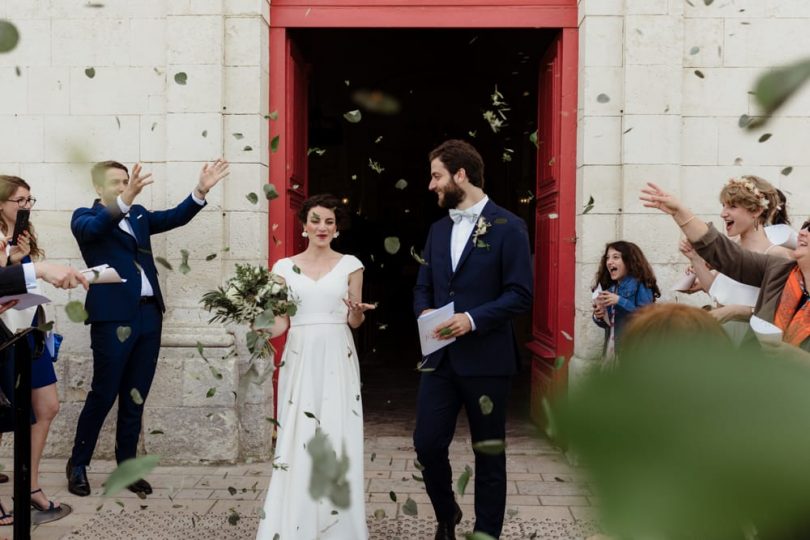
449,209,479,224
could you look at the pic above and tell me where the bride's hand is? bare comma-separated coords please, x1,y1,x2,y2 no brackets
640,182,682,216
343,299,377,314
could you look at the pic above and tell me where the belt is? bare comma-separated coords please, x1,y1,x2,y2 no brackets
139,296,157,305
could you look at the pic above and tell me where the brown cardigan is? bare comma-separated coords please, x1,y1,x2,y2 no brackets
692,223,802,344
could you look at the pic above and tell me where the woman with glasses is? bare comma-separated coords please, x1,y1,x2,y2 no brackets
0,175,65,520
642,182,810,355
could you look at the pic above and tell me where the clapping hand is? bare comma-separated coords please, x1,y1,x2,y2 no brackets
196,159,230,197
597,291,620,307
640,182,682,216
121,163,154,206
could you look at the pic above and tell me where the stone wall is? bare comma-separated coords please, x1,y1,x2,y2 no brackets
573,0,810,375
0,0,273,463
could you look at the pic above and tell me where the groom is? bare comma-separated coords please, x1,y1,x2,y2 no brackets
413,139,533,539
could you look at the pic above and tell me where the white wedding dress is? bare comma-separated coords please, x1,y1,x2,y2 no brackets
257,255,368,540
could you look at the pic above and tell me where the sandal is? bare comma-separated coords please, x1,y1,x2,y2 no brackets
30,489,60,513
0,500,12,526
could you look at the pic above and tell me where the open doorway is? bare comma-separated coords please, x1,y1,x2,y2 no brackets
292,29,553,434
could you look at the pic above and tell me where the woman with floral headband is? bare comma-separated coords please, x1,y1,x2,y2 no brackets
642,182,810,357
679,176,793,343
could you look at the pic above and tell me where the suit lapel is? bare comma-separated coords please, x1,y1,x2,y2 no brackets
452,200,496,278
434,217,454,279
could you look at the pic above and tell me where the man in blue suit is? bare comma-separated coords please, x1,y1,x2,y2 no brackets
413,140,533,539
66,159,229,496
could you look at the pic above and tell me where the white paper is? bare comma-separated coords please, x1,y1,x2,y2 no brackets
591,284,603,301
45,331,55,357
81,264,126,284
750,315,783,344
708,273,760,307
765,224,798,249
0,292,51,310
417,301,456,357
671,272,697,292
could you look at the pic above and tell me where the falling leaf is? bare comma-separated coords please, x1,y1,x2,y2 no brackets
690,46,700,55
130,388,144,405
394,179,408,190
554,356,565,369
374,136,383,144
243,145,253,152
781,166,793,176
502,149,513,162
529,130,539,148
263,184,279,201
304,411,319,422
373,509,386,519
155,257,173,271
479,395,494,415
268,110,278,120
351,89,402,114
472,439,506,455
758,133,772,143
37,321,54,333
561,330,574,341
402,497,418,516
623,127,634,134
227,486,237,496
467,533,498,540
201,130,207,137
65,301,89,323
694,70,705,79
179,249,191,274
227,509,241,526
270,135,280,152
343,109,362,123
233,133,244,140
307,429,351,509
383,237,401,255
14,66,21,77
410,246,428,266
457,464,473,496
115,116,121,129
368,158,384,174
0,20,21,53
307,147,326,156
116,326,132,343
205,253,217,261
246,192,259,204
583,195,595,214
704,0,714,5
206,387,216,398
548,213,559,220
734,157,743,166
85,67,96,79
174,72,188,85
102,455,160,497
738,114,753,128
439,327,453,338
389,491,397,502
596,93,610,103
752,58,810,118
468,130,477,138
292,265,301,274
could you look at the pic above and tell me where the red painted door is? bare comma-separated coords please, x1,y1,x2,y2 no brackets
268,29,310,414
527,29,577,424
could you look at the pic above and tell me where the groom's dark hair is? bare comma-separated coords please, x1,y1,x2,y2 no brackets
429,139,485,189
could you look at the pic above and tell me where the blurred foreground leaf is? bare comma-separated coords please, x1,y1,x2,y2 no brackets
103,455,159,497
307,429,351,509
0,20,20,53
752,57,810,119
65,301,88,323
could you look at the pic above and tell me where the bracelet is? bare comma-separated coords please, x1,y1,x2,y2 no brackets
677,215,695,228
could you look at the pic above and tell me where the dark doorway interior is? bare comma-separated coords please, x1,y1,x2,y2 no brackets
294,28,552,435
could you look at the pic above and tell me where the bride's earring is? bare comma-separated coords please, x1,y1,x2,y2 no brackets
301,231,308,238
334,232,340,238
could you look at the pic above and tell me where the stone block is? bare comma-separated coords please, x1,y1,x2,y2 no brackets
0,19,51,67
0,115,43,162
580,115,622,166
52,18,131,67
223,162,269,212
224,66,263,114
166,113,224,161
130,18,167,66
239,401,274,461
164,160,223,209
239,356,275,405
43,396,126,460
622,115,681,165
225,0,266,15
578,0,624,17
683,18,724,68
576,214,617,263
626,0,668,15
620,213,685,264
162,208,224,257
682,67,757,117
680,165,778,214
166,64,224,113
767,0,810,17
684,0,767,18
717,118,810,167
140,115,167,162
0,67,27,114
181,356,238,407
167,15,224,65
620,164,680,214
682,117,719,166
146,357,185,408
225,16,263,66
580,66,623,117
724,19,810,67
143,406,239,463
580,16,624,67
224,115,268,165
162,255,228,308
624,65,681,115
625,15,683,66
27,66,70,115
579,165,622,214
44,115,140,164
70,66,165,115
226,211,268,259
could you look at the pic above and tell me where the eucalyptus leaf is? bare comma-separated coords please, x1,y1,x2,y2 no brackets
439,327,453,338
37,321,54,333
402,497,418,516
466,533,497,540
130,388,144,405
263,184,279,201
694,70,705,79
307,429,351,509
227,509,240,526
555,356,565,369
368,158,384,174
394,179,408,190
201,130,207,137
232,133,244,140
389,491,397,502
179,249,191,275
583,195,595,215
155,257,172,271
270,135,280,153
0,20,20,53
689,46,700,55
174,72,188,85
85,67,96,79
206,253,217,261
253,308,276,330
116,326,132,343
268,110,278,120
246,192,259,204
65,300,89,323
102,455,159,497
596,93,610,103
343,109,362,123
472,439,506,455
752,58,810,118
410,246,428,266
758,133,772,143
243,146,253,152
478,395,494,416
373,508,386,519
206,387,216,398
307,147,326,156
529,130,539,148
457,464,473,496
383,237,401,255
781,166,794,176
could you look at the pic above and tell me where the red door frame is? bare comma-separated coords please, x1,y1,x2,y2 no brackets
267,1,579,419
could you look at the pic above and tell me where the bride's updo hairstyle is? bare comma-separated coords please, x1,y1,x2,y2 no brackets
297,193,350,231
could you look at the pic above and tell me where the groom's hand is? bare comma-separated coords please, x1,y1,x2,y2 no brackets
433,314,472,340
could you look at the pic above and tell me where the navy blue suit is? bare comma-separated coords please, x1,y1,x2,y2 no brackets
413,200,533,537
70,196,204,466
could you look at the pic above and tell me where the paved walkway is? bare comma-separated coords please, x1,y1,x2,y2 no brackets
0,430,595,539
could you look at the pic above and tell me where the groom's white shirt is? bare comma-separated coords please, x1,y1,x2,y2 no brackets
450,195,489,331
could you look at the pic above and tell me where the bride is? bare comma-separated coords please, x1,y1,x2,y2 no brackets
257,194,375,540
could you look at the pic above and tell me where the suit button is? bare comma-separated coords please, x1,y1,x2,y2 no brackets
449,291,455,297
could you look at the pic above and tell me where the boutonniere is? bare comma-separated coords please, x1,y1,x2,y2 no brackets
471,216,492,249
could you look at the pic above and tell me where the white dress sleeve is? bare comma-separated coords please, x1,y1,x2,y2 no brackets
343,255,364,275
270,258,288,280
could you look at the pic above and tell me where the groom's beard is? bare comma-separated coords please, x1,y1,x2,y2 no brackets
438,181,465,209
